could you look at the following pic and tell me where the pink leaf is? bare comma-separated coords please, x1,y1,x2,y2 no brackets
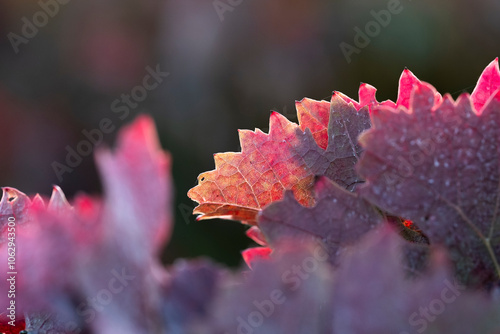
471,58,500,113
0,115,173,332
241,246,272,269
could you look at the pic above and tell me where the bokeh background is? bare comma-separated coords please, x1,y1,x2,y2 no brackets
0,0,499,267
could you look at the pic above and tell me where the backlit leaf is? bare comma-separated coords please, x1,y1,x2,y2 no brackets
188,94,371,222
357,71,500,287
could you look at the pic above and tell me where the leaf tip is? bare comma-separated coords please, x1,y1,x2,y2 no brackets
242,247,272,269
48,185,71,212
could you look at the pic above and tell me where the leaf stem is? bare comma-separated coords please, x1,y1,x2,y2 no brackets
450,201,500,279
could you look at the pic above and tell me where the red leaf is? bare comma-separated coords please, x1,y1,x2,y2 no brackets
188,94,371,222
357,63,500,286
245,225,268,246
241,246,272,269
336,67,442,111
188,65,443,224
395,68,441,109
0,319,25,333
188,111,322,222
471,58,500,113
295,98,330,149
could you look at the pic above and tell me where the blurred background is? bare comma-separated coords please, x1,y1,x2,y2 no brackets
0,0,499,267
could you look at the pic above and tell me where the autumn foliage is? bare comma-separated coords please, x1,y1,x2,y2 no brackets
2,60,500,333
